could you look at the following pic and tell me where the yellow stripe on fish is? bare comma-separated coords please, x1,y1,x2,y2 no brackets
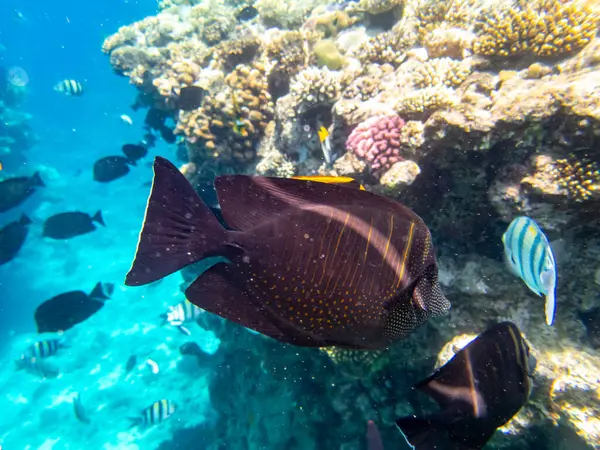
291,175,365,190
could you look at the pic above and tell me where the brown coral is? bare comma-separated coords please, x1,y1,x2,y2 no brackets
554,154,600,202
412,57,472,88
176,62,274,165
353,30,416,65
357,0,404,15
473,0,598,59
414,0,477,39
395,85,457,120
213,36,262,72
289,67,341,116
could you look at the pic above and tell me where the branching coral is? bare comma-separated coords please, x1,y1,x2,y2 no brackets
342,76,382,101
412,57,473,88
395,85,457,120
473,0,598,59
554,154,600,202
357,0,404,15
353,30,416,65
289,67,341,116
422,27,476,59
414,0,478,39
256,0,329,29
346,114,406,176
213,36,262,72
175,62,274,165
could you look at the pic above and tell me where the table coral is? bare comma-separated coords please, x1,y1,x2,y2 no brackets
346,114,405,177
473,0,598,59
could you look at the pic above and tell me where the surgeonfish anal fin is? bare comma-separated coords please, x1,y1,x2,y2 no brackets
125,157,226,286
185,263,284,339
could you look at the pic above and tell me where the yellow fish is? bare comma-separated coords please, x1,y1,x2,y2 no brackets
317,126,332,164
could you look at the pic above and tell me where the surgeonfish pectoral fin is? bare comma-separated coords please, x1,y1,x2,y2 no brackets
395,415,455,450
290,175,365,190
125,157,227,286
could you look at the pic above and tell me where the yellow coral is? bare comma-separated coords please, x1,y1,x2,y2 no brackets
413,57,472,88
414,0,478,38
422,27,476,59
555,155,600,202
473,0,598,59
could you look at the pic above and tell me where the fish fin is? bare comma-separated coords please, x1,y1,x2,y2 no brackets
395,415,456,450
92,211,105,226
214,175,374,231
291,175,364,190
542,275,556,326
89,282,110,301
128,417,143,429
125,157,227,286
19,214,32,226
185,263,287,339
30,172,44,188
186,263,322,346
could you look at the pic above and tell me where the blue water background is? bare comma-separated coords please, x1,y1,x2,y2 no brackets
0,0,165,343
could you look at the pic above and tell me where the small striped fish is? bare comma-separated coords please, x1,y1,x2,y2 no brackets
23,339,63,359
54,79,84,96
129,399,177,428
162,300,203,333
502,216,557,325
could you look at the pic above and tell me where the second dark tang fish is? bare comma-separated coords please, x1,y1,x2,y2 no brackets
0,172,44,213
395,322,535,450
34,282,114,333
125,157,450,350
93,156,135,182
43,210,105,239
122,143,148,161
0,214,32,266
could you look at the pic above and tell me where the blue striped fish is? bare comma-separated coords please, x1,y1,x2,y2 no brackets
54,79,84,96
502,216,557,325
129,399,177,428
23,339,63,359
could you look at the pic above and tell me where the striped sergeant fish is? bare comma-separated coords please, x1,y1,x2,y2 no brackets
54,79,84,96
502,216,557,326
129,399,177,428
161,299,203,335
22,339,64,359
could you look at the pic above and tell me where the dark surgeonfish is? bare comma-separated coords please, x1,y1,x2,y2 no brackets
42,210,105,239
34,282,114,333
0,214,32,266
93,156,135,182
122,143,148,161
0,172,44,213
176,86,205,111
125,157,450,350
396,322,535,450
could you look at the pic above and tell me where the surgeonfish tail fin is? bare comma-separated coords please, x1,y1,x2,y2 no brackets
125,156,227,287
31,171,45,188
89,282,111,301
544,288,556,326
19,214,32,226
92,210,105,227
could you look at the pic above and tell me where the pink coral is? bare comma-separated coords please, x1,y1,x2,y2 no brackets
345,114,405,177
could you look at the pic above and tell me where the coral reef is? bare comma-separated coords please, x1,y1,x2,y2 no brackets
102,0,600,447
346,114,406,177
473,0,598,59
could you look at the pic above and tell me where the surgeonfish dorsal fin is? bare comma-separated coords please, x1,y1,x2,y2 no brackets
290,175,365,190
